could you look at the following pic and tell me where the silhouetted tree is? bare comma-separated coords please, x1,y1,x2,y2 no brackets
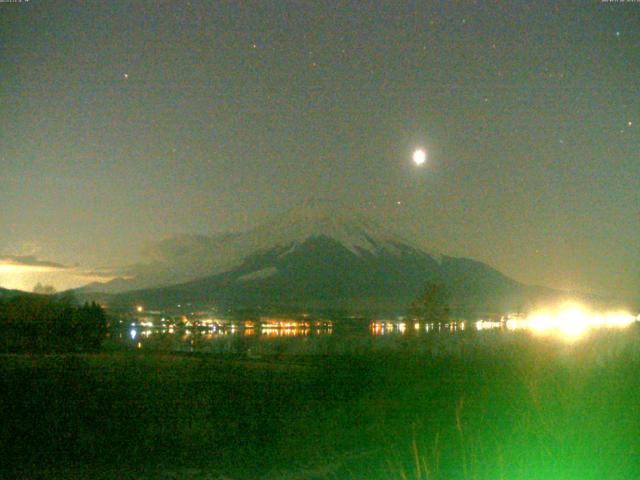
33,283,57,295
408,282,450,324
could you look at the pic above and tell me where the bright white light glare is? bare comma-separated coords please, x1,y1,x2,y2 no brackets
476,320,503,331
506,302,636,341
413,148,427,166
129,328,137,340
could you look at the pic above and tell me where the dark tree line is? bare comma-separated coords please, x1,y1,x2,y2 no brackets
0,294,107,353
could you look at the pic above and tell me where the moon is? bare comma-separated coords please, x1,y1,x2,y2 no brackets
413,148,427,166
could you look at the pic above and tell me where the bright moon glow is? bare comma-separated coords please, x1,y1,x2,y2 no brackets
413,148,427,166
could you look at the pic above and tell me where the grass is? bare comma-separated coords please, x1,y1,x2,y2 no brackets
1,327,639,479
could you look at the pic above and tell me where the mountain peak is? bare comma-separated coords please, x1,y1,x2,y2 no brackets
251,199,424,257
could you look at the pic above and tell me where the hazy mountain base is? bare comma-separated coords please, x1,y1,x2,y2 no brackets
2,327,640,480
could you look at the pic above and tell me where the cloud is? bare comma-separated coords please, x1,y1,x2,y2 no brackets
80,266,129,279
0,255,68,271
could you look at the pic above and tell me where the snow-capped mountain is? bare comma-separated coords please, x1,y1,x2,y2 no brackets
83,199,533,314
81,199,439,294
245,198,437,257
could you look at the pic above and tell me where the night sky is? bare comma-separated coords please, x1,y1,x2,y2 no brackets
1,1,638,298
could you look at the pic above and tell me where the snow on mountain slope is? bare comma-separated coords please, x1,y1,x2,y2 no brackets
82,199,441,293
240,198,435,257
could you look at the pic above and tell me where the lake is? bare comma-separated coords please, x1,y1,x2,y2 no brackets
114,306,638,356
2,307,639,479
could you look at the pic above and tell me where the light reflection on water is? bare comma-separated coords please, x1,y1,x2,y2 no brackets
118,319,336,353
117,306,638,353
370,321,467,336
504,304,636,341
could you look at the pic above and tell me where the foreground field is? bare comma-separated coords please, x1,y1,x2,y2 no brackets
1,328,639,479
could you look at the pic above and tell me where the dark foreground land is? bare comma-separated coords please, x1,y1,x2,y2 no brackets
1,329,639,480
